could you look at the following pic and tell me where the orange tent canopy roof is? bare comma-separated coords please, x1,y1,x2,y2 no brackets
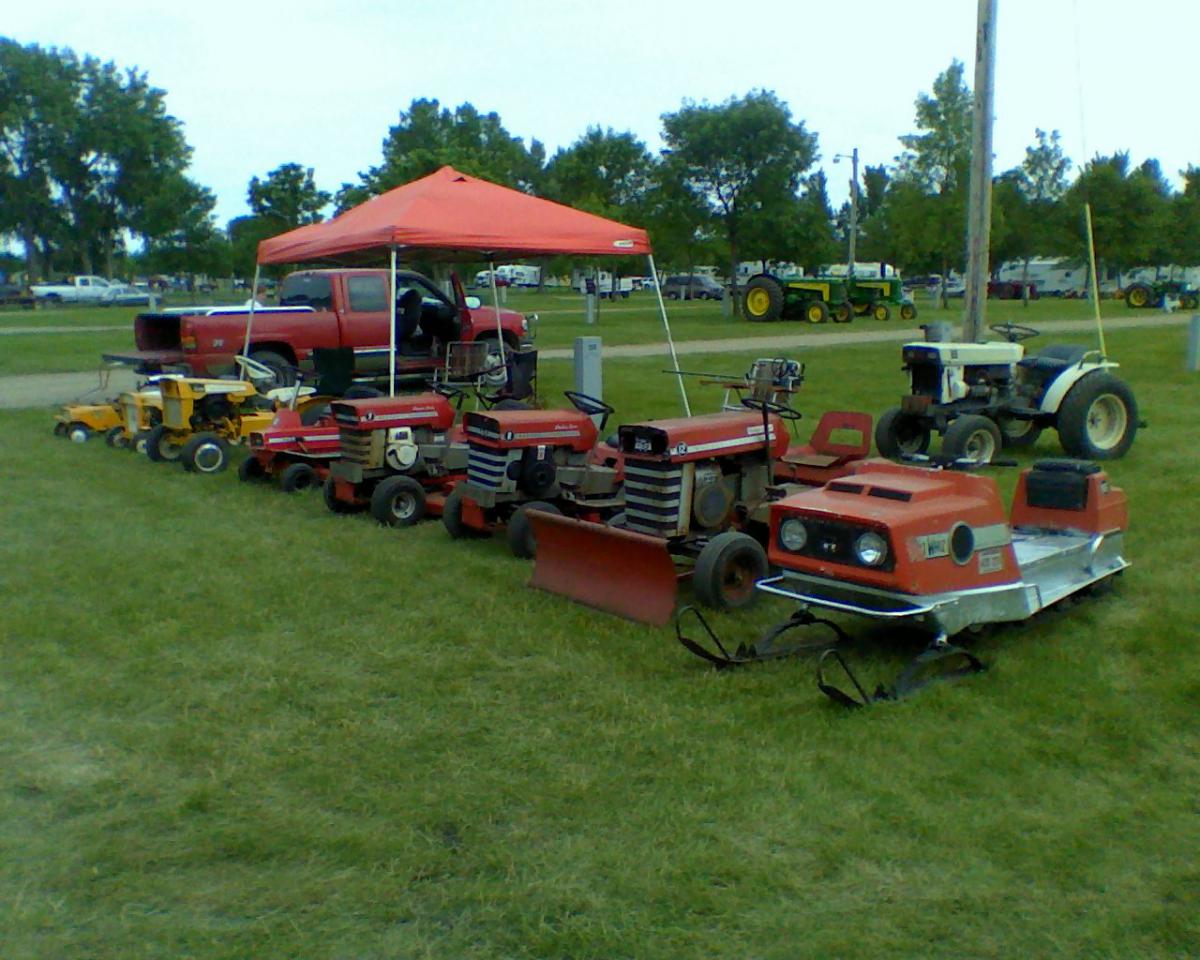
257,165,652,264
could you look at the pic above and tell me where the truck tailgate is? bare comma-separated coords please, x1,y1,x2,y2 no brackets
101,348,187,370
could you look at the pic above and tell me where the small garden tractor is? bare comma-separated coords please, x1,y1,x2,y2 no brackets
525,359,874,624
240,406,343,493
442,391,625,555
54,377,167,448
875,322,1139,463
142,357,324,474
1123,279,1198,310
677,455,1129,707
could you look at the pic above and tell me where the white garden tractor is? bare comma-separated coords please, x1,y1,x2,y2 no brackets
875,322,1140,463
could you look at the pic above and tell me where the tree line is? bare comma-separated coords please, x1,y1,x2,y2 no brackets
4,38,1199,301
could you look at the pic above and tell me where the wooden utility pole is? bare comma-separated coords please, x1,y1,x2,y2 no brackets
963,0,997,342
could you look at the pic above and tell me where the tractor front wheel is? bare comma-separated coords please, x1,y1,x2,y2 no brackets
67,422,92,444
1056,372,1138,460
831,301,853,323
371,475,427,526
53,422,68,437
874,407,932,458
442,487,487,539
279,462,319,493
144,424,183,462
804,300,830,324
900,302,918,321
131,430,152,455
872,303,891,322
997,414,1043,449
238,456,268,483
506,500,562,558
104,426,128,448
323,475,365,514
181,432,231,474
743,277,784,322
942,415,1002,464
693,532,768,611
1124,283,1153,309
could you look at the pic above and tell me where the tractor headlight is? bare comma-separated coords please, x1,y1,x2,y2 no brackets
855,531,888,566
779,518,808,552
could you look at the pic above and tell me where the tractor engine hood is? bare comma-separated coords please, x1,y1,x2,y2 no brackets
464,409,597,452
331,394,455,431
619,411,789,462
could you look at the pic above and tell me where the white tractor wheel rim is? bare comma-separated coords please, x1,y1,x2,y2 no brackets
965,429,996,462
1086,394,1127,449
484,343,507,387
392,493,416,520
70,429,88,443
160,437,180,460
195,443,223,472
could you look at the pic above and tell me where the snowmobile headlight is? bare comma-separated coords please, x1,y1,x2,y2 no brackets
779,518,808,552
855,531,888,566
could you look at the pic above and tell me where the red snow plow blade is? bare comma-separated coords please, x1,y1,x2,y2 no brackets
528,512,681,626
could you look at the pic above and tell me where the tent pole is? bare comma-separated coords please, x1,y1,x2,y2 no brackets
648,254,690,416
488,259,506,371
389,246,397,397
240,262,261,374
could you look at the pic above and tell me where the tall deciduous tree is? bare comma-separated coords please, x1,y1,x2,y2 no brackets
542,127,653,220
660,90,818,313
248,163,331,228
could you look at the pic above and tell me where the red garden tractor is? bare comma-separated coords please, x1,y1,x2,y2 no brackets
239,406,343,492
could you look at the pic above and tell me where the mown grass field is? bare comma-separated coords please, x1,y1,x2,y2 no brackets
1,325,1197,958
0,291,1143,377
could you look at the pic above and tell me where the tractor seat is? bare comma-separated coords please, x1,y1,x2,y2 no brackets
1017,343,1088,373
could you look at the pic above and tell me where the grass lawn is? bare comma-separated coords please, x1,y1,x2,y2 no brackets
2,327,1197,958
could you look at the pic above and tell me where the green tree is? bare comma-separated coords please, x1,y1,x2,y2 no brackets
660,90,818,313
336,98,542,211
542,127,653,220
1172,166,1200,268
248,163,331,228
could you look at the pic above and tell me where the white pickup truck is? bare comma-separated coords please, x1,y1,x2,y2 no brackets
30,275,116,303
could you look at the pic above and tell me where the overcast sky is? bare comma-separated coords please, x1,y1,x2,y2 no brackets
7,0,1198,227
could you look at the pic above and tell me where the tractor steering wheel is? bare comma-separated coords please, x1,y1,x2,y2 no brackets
989,322,1040,343
563,390,615,430
235,354,278,383
741,396,803,421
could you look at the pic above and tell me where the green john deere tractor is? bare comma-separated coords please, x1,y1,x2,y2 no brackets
743,271,917,323
1122,279,1199,310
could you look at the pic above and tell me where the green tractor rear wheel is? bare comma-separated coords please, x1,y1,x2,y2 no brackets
1124,283,1152,308
743,277,784,322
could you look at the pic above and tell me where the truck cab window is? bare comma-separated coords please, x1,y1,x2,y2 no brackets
346,275,388,312
279,273,333,309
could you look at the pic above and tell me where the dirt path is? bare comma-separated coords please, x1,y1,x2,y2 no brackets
2,313,1189,410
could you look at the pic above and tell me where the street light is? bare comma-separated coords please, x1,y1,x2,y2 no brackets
832,148,859,279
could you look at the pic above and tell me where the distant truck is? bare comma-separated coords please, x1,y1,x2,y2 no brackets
474,265,541,288
575,271,634,299
105,268,533,387
30,275,117,303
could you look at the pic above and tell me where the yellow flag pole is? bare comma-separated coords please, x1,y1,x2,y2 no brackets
1083,203,1107,358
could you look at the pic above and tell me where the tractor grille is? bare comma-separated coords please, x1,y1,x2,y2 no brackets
162,396,184,428
338,427,375,466
624,460,685,537
123,399,139,434
467,444,512,490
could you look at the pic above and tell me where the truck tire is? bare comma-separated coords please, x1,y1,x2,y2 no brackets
874,407,931,458
743,277,784,322
370,475,427,527
279,462,319,493
247,349,296,388
145,424,183,462
693,532,768,611
1055,372,1138,460
180,431,231,474
506,501,562,558
942,415,1002,464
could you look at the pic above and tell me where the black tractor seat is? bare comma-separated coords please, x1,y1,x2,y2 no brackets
1017,343,1089,373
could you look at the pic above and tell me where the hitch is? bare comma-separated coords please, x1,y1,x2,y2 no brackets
817,641,986,708
676,605,850,669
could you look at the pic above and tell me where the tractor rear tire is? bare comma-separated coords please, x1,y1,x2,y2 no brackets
693,531,768,611
874,407,932,458
831,301,853,323
997,414,1043,449
1056,372,1138,460
238,456,269,483
743,277,784,322
804,300,830,324
1124,283,1153,309
279,462,319,493
872,303,891,322
104,426,127,448
506,500,562,558
370,475,427,526
145,424,183,462
442,487,487,539
181,432,231,474
942,415,1002,464
323,474,365,514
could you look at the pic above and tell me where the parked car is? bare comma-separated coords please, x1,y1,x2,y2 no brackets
101,284,152,307
661,275,725,300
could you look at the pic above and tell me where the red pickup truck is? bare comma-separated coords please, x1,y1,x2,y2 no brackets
105,268,533,387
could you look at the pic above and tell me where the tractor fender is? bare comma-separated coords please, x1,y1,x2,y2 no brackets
1039,361,1120,414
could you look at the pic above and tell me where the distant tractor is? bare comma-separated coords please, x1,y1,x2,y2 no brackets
1122,279,1198,310
743,271,915,323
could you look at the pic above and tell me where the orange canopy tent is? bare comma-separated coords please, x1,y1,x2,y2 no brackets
248,166,689,410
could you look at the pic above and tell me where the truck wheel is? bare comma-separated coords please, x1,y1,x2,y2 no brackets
872,303,891,322
67,422,91,444
104,426,128,449
1056,372,1138,460
942,415,1002,464
181,432,231,474
238,456,269,483
506,501,562,559
997,414,1043,449
743,277,784,322
874,407,931,458
693,532,768,611
804,300,830,324
279,462,319,493
442,487,487,539
247,349,296,388
145,424,183,462
370,475,427,527
831,301,853,323
1123,283,1152,309
323,475,365,514
900,303,918,321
